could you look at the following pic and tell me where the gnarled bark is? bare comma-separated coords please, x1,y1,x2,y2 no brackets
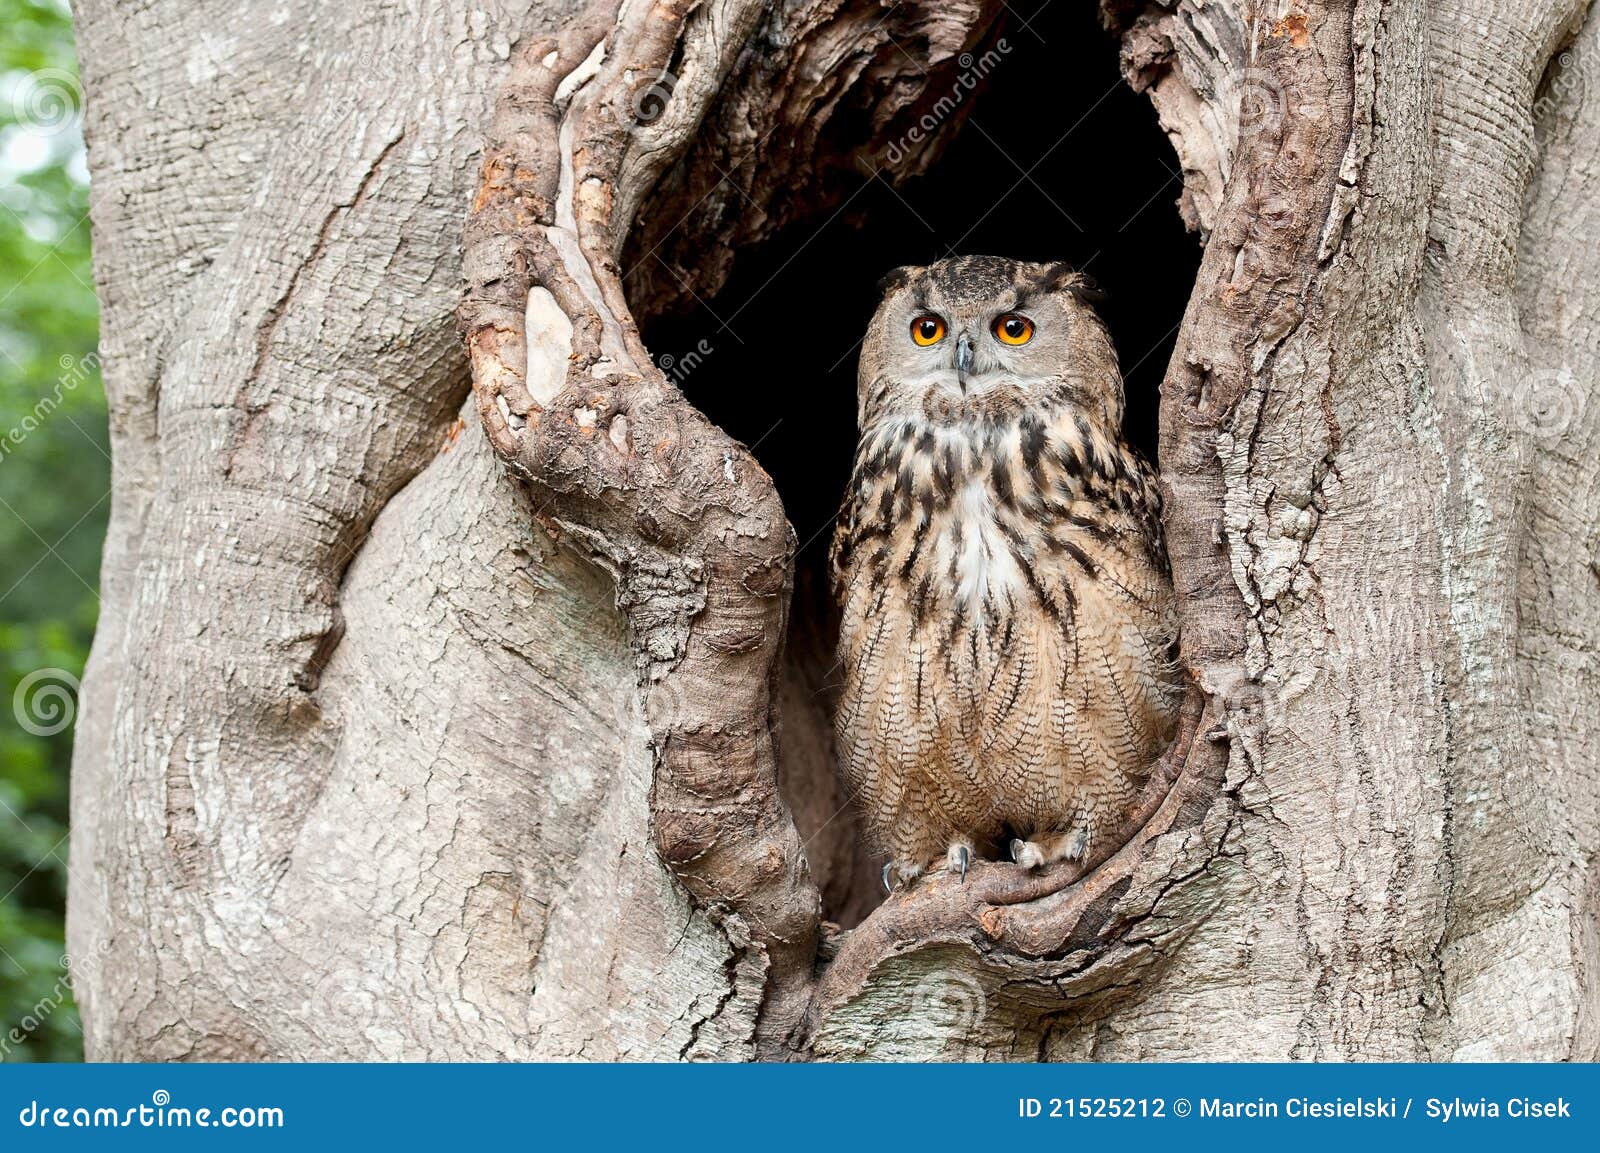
68,0,1600,1060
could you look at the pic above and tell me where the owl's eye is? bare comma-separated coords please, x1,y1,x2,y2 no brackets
910,314,946,346
993,313,1035,346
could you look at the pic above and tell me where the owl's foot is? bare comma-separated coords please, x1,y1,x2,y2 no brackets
1011,827,1089,871
945,841,972,882
881,859,926,892
882,843,975,892
1009,838,1044,870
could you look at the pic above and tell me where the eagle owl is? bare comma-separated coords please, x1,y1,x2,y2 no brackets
830,255,1183,891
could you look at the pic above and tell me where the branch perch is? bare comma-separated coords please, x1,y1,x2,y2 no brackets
460,0,1243,1059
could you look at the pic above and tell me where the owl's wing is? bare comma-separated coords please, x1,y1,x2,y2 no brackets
1121,447,1168,567
827,488,857,600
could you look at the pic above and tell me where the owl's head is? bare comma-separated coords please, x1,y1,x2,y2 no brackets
856,255,1122,429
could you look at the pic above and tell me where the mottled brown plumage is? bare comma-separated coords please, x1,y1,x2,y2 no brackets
831,256,1183,888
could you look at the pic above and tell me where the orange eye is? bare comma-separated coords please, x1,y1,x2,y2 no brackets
910,314,946,346
993,313,1035,345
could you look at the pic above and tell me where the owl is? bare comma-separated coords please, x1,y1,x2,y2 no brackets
830,255,1184,891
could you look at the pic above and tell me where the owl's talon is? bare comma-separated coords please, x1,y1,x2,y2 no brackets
946,843,970,882
1010,838,1045,870
882,862,894,894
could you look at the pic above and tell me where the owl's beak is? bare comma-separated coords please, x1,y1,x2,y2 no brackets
956,332,975,386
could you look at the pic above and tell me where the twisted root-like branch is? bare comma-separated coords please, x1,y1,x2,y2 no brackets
459,0,1262,1060
798,684,1224,1056
459,0,822,1053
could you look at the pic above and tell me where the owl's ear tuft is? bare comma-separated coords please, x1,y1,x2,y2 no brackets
876,265,917,297
1037,262,1105,307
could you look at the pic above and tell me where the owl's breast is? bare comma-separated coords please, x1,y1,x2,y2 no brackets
832,410,1181,803
947,477,1023,608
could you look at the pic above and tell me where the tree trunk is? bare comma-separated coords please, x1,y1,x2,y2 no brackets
67,0,1600,1060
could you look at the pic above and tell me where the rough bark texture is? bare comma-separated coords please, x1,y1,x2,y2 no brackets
68,0,1599,1060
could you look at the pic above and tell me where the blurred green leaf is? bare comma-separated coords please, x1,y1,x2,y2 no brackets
1,0,100,1063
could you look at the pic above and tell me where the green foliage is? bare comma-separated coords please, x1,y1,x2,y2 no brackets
1,0,102,1063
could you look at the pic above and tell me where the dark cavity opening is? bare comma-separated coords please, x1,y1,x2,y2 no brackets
642,1,1197,577
636,0,1199,923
